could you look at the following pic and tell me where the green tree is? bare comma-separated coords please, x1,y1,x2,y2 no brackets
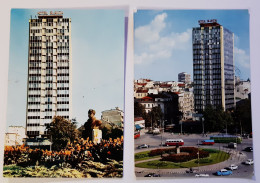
134,102,151,127
203,105,234,133
47,116,79,151
148,106,163,128
233,99,252,134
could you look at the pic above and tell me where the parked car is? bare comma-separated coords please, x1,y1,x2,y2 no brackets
138,144,150,149
228,164,238,170
144,173,160,177
228,142,237,148
244,159,254,165
244,147,253,152
195,173,209,177
216,169,232,176
153,128,160,135
186,168,195,173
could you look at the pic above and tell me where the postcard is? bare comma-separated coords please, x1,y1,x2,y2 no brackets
134,10,253,179
4,9,125,178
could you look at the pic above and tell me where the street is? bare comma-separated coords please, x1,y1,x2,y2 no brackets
135,130,254,178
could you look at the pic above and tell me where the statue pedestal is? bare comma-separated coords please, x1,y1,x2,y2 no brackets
92,129,102,144
176,146,180,154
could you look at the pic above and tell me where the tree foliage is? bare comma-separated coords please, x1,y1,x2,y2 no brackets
47,116,79,151
148,106,163,127
134,102,151,127
203,105,234,133
233,99,252,134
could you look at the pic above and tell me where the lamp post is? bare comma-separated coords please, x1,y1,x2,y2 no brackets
201,117,205,136
160,119,163,146
180,120,183,135
197,139,200,171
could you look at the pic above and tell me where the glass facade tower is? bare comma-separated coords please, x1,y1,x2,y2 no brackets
192,20,235,112
26,11,72,138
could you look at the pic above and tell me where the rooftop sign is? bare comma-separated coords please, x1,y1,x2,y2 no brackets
198,19,217,24
38,11,63,16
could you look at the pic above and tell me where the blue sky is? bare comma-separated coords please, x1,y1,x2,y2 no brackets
7,9,125,129
134,10,250,81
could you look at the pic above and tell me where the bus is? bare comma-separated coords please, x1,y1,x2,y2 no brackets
210,135,242,144
201,139,215,145
165,139,184,146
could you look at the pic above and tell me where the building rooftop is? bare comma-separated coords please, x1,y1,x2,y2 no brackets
37,11,63,18
198,19,220,27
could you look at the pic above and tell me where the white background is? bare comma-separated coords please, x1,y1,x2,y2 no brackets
0,0,260,183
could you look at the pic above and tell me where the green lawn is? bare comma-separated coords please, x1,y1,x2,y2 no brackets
135,149,230,169
135,150,160,162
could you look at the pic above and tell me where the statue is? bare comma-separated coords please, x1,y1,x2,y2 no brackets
83,109,102,143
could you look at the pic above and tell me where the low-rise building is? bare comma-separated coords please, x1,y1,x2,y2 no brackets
178,92,194,120
134,89,148,99
178,72,191,84
101,107,124,128
235,79,251,102
5,126,26,146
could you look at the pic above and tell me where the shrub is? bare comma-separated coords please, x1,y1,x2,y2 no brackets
149,148,176,157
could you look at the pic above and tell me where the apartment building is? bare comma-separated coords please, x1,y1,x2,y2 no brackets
26,11,72,138
192,19,235,112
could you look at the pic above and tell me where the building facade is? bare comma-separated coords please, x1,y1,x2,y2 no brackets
5,126,26,146
178,91,194,120
192,19,235,112
101,107,124,128
26,11,72,138
178,72,191,84
235,79,251,102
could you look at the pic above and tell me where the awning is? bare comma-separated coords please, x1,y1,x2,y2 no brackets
135,124,141,130
139,124,145,128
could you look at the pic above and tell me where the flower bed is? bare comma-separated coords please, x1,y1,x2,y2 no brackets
161,147,209,162
3,137,123,177
149,148,176,156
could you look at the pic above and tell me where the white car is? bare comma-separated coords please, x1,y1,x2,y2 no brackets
228,164,238,170
138,144,150,149
195,173,209,177
245,159,254,165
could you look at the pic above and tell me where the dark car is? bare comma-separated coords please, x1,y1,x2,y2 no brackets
244,147,253,152
186,168,195,173
144,173,160,177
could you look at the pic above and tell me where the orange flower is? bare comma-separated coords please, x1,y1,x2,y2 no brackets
87,151,92,157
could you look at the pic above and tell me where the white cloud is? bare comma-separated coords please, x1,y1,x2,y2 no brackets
234,47,250,69
134,13,191,65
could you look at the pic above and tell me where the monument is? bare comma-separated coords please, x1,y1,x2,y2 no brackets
83,109,102,144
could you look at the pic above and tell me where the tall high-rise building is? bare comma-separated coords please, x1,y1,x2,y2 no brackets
26,11,72,138
178,72,191,84
192,19,235,112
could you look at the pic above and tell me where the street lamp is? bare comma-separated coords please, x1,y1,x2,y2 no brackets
180,121,183,135
160,119,163,146
197,139,200,171
201,117,205,136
